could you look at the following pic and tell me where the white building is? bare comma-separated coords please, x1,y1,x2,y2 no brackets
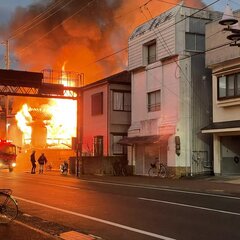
202,7,240,175
121,5,220,176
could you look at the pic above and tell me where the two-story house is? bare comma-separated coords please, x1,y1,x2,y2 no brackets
202,6,240,175
82,71,131,158
121,5,220,176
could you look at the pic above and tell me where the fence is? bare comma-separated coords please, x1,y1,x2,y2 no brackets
69,155,133,175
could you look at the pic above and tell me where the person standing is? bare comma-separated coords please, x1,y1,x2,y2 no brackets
30,150,36,174
38,153,47,174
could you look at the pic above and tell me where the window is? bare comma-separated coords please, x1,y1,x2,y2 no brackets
148,42,156,64
185,33,205,51
113,91,131,111
143,40,157,65
218,73,240,99
91,92,103,115
112,135,127,155
148,90,161,112
93,136,103,156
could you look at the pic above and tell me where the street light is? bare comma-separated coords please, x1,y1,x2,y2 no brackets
219,4,240,47
219,4,238,28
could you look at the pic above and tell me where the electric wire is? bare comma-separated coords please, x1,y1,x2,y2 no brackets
14,0,97,57
8,0,70,40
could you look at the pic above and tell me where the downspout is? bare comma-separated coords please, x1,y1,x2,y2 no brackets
107,84,109,156
189,60,193,177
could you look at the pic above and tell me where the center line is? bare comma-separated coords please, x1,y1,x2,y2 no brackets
139,197,240,216
15,196,175,240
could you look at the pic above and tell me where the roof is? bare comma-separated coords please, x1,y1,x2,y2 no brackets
118,135,170,145
82,71,131,90
201,120,240,133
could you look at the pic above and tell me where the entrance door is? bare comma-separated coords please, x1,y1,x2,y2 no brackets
221,136,240,175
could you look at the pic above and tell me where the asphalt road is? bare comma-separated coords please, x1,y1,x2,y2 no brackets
1,171,240,240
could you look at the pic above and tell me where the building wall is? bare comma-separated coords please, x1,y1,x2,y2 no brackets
82,85,108,156
128,5,215,176
205,9,240,175
128,7,177,71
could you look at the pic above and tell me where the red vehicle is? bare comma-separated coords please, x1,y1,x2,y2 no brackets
0,140,17,172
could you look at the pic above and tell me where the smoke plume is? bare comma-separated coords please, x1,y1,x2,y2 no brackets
1,0,206,84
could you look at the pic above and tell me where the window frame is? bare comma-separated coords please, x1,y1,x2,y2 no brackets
143,40,157,65
147,90,161,112
147,42,157,64
93,135,103,156
218,73,240,100
112,134,127,155
185,33,205,52
91,92,103,116
112,90,131,112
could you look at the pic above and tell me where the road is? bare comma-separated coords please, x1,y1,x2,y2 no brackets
1,171,240,240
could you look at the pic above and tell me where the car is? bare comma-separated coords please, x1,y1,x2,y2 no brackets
0,140,17,172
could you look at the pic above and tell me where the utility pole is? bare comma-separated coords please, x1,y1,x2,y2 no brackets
1,40,10,140
1,40,10,69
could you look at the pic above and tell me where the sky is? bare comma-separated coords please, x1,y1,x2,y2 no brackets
0,0,239,12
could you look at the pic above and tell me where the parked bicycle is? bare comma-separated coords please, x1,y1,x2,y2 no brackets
148,159,167,178
112,159,128,176
0,189,18,224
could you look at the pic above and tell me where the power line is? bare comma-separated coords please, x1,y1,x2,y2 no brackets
14,0,97,57
8,0,70,40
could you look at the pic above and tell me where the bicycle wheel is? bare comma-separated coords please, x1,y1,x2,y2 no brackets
158,165,167,178
121,166,128,176
148,167,158,177
0,193,18,224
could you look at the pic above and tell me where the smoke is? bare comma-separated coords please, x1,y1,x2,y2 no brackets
1,0,206,84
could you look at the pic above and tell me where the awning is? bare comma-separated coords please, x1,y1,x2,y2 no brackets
118,135,170,145
201,120,240,133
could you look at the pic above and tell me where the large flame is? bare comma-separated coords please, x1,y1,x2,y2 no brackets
15,99,76,146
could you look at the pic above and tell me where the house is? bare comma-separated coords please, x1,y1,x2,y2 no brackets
81,71,131,158
202,6,240,175
122,4,220,176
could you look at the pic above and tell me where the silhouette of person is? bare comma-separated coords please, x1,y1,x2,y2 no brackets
30,150,36,174
38,153,47,174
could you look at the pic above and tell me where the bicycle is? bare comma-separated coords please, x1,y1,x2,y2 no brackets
112,160,128,176
148,161,167,178
0,189,18,224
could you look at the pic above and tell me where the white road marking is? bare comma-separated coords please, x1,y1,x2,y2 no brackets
139,197,240,216
2,173,240,200
14,219,57,239
80,179,240,201
15,196,175,240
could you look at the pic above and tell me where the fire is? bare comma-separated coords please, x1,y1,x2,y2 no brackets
15,99,76,147
60,62,68,86
46,99,76,140
15,104,32,141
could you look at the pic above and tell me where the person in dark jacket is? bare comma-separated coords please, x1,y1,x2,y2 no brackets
30,150,36,174
38,153,47,174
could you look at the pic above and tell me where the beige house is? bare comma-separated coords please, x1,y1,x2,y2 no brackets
202,8,240,175
122,5,220,177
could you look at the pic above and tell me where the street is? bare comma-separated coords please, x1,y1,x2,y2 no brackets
1,171,240,240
